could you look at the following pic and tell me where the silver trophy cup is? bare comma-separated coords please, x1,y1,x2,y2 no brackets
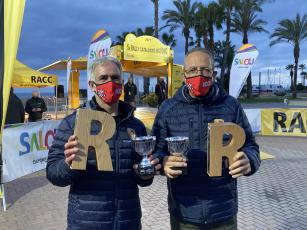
132,136,156,176
165,136,189,175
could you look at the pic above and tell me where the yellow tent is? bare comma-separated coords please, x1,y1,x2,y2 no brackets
12,60,58,88
39,34,184,108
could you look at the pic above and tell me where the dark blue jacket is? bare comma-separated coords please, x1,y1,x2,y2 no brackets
47,99,151,230
152,84,260,225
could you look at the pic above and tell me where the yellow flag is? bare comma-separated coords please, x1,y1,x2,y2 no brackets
1,0,25,141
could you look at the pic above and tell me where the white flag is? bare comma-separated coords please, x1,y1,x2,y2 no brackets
87,29,112,100
229,44,259,98
66,58,71,95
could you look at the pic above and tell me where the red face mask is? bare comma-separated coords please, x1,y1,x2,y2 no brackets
186,76,213,97
94,81,122,105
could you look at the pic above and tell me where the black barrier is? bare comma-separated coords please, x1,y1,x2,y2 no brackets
55,85,64,98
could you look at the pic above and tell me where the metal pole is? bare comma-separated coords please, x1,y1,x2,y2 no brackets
55,85,58,120
259,72,261,96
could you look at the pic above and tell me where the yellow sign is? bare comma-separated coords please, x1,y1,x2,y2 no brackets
124,34,172,63
261,109,307,137
12,60,58,88
171,65,183,96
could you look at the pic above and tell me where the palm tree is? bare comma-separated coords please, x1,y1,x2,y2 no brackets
162,0,200,54
218,0,239,86
195,2,223,52
151,0,160,83
115,31,133,45
161,33,177,48
194,4,209,49
299,64,306,85
151,0,159,38
135,26,155,36
285,64,294,90
206,2,223,54
270,14,307,98
214,40,236,91
231,0,268,99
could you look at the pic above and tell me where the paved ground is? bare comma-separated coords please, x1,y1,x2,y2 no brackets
1,136,307,230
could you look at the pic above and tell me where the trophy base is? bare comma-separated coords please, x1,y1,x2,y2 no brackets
138,165,156,176
171,167,187,175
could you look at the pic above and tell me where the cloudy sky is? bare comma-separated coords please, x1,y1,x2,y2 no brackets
16,0,307,94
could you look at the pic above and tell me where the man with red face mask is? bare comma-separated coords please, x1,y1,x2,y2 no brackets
46,56,161,230
152,48,260,230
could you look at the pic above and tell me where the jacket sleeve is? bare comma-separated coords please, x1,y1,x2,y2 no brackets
46,115,80,187
235,103,261,176
124,84,128,95
151,106,169,171
40,98,47,112
133,119,154,187
25,100,31,114
19,99,25,123
155,84,160,96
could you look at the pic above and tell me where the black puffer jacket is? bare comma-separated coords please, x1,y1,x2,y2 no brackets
152,84,260,225
25,97,47,121
47,98,151,230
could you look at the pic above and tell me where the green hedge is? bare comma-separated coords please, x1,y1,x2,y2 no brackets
142,93,158,107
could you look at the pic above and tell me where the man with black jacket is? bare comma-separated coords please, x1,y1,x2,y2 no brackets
155,77,167,107
25,90,47,122
46,56,161,230
152,48,261,230
124,76,137,107
5,88,25,124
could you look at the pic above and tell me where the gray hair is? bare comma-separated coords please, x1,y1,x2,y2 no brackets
184,47,215,70
89,56,122,81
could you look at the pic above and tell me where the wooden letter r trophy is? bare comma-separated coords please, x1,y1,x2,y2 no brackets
71,109,116,171
207,119,246,177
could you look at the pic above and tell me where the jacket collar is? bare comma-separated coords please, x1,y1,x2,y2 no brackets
89,97,135,119
174,83,227,106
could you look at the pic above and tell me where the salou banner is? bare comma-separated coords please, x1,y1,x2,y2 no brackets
2,120,60,182
87,29,112,99
229,44,259,98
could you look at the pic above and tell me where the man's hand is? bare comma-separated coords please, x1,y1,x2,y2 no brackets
64,135,78,167
163,155,187,179
133,155,162,180
229,151,251,179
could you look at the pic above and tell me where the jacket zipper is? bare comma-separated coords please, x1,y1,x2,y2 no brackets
189,118,194,148
198,104,202,150
113,111,134,230
199,104,208,224
113,129,119,230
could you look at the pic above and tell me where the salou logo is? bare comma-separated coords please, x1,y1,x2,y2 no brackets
89,48,109,60
234,58,255,66
19,129,56,155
